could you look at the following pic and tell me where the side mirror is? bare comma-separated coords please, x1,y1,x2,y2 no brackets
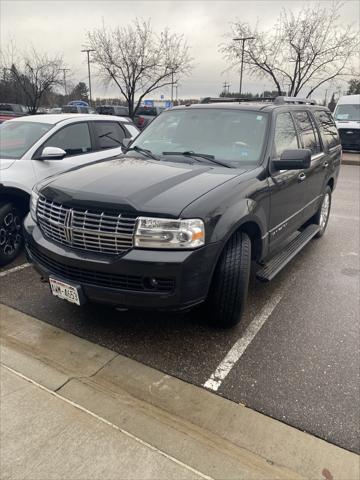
272,149,311,170
39,146,67,160
121,138,132,150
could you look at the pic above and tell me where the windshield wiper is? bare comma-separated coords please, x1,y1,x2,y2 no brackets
127,145,159,160
162,151,232,168
99,131,122,145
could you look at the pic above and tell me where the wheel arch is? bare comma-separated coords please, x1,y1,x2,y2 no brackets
327,177,335,191
209,217,264,288
0,187,30,216
234,220,263,261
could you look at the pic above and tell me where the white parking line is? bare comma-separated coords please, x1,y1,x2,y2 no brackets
2,364,214,480
0,263,31,278
203,294,283,392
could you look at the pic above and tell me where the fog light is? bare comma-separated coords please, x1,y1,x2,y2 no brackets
144,277,159,289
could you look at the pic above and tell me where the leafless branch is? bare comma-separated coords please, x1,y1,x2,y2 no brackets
220,1,359,97
87,19,193,117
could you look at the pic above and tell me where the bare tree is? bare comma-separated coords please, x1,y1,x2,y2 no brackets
1,48,64,113
221,2,359,98
87,19,192,117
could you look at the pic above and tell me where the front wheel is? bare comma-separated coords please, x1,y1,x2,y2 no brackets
313,186,332,238
205,231,251,328
0,203,24,266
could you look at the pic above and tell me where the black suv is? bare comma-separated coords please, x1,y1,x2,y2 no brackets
24,96,341,327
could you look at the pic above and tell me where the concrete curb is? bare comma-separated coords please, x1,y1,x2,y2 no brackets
342,159,360,166
1,303,359,480
342,153,360,166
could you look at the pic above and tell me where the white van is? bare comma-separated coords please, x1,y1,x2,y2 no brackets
333,94,360,151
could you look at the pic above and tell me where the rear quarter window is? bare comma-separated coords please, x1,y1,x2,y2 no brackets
314,111,340,149
93,121,125,150
293,111,321,154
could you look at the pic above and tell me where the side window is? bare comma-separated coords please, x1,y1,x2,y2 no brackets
293,111,321,154
272,112,299,159
43,123,92,156
314,111,340,150
93,122,125,150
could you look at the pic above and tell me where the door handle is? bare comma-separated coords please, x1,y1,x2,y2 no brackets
323,161,329,168
298,172,306,182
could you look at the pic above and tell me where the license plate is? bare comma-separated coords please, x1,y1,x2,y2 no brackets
49,277,81,305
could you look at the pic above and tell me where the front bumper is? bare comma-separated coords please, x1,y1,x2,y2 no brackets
338,128,360,151
24,215,221,310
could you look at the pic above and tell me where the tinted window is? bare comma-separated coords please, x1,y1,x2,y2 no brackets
293,111,321,154
0,121,52,159
62,106,78,113
0,104,13,112
136,107,158,116
93,122,125,150
43,123,91,156
314,111,340,149
96,106,114,115
273,112,299,158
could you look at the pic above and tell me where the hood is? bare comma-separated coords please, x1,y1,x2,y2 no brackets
0,158,16,170
40,157,244,217
335,120,360,130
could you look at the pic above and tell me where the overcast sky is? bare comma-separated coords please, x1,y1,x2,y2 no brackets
1,0,359,102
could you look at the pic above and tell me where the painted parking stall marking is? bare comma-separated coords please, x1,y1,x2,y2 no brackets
0,262,31,278
203,293,283,391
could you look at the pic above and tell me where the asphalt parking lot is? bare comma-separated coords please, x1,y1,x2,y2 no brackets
1,160,359,454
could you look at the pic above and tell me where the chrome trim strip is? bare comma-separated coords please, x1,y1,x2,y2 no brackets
261,195,322,240
311,152,325,161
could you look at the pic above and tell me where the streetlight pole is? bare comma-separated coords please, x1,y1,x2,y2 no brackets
171,70,174,104
233,37,254,96
60,68,70,96
81,48,95,105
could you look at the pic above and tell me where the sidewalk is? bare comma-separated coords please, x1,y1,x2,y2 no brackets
1,303,359,480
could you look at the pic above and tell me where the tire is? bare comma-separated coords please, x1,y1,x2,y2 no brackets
205,231,251,328
0,203,24,266
313,186,332,239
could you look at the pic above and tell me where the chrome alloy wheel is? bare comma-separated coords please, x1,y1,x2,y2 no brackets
0,212,22,256
319,193,330,231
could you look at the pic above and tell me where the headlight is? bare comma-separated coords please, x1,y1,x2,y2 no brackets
134,217,205,249
30,190,39,222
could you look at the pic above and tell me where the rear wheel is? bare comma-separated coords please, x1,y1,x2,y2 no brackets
313,186,332,238
205,231,251,328
0,203,23,266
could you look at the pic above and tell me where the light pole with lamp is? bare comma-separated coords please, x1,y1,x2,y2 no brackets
233,37,254,96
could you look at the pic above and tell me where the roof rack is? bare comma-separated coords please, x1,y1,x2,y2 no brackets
200,97,275,104
200,96,316,106
274,96,316,105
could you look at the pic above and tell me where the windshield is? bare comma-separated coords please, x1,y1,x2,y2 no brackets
130,108,268,167
0,121,52,159
334,104,360,121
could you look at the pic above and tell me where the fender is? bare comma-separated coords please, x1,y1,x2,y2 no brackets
209,198,267,244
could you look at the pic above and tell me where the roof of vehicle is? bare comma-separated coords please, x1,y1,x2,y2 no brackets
5,114,132,125
336,94,360,105
171,102,329,113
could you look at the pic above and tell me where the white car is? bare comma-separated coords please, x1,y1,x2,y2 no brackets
0,114,139,265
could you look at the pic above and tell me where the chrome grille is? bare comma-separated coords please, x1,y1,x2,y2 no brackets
37,196,137,254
